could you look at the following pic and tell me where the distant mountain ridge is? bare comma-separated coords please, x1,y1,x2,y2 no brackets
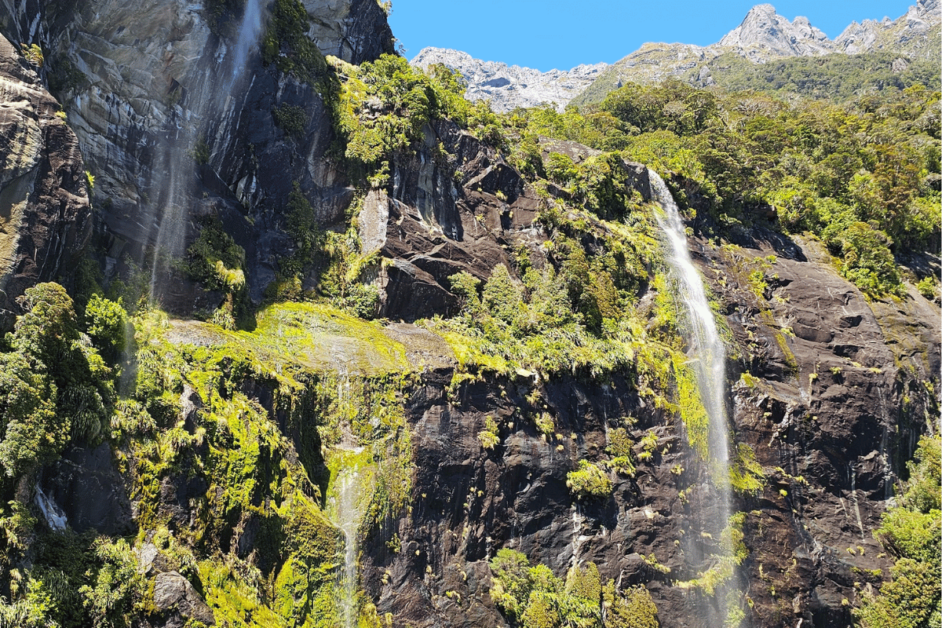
411,48,608,113
410,0,941,112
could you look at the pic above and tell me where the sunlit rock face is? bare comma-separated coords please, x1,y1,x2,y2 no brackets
0,33,91,326
0,0,393,312
718,4,831,58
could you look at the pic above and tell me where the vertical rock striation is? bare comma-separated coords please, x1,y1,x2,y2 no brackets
0,34,91,326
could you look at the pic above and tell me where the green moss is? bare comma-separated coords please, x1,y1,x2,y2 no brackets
173,302,410,376
671,352,710,461
676,512,749,596
774,332,799,374
273,103,308,139
604,581,660,628
490,550,651,627
478,416,500,450
605,427,636,476
728,443,766,494
740,372,759,388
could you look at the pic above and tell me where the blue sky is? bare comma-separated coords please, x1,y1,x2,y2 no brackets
389,1,917,71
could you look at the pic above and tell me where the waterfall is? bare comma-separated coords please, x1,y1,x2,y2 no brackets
332,468,363,628
650,171,739,624
231,0,265,82
148,0,266,301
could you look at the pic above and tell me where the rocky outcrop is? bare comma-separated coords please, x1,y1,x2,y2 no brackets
152,571,216,627
411,47,608,113
719,4,831,58
40,443,134,535
835,0,941,60
369,119,540,320
0,34,91,327
359,120,652,322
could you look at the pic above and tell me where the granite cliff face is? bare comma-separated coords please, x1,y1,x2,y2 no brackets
718,4,831,58
0,2,936,628
0,0,394,313
835,0,941,59
0,33,91,326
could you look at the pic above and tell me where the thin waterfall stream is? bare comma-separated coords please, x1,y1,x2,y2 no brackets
330,466,365,628
650,171,741,623
148,0,266,300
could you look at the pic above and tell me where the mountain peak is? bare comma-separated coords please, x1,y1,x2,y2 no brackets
746,4,777,16
720,4,831,56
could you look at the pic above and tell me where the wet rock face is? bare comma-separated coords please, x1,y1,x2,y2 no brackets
363,120,652,322
355,201,940,627
692,228,936,627
0,0,393,313
0,34,91,327
40,443,134,536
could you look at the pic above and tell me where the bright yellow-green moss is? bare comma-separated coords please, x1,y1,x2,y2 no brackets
676,512,749,596
566,460,614,499
112,306,415,628
774,332,799,374
671,352,710,461
234,302,409,374
489,549,655,627
728,443,766,494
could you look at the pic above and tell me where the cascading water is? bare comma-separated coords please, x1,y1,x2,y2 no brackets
650,171,741,624
231,0,265,82
147,0,266,300
332,468,363,628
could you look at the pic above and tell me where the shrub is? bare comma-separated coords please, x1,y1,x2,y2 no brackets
605,428,636,477
566,460,613,499
490,550,656,627
478,416,500,450
273,103,308,139
856,435,941,628
84,295,129,362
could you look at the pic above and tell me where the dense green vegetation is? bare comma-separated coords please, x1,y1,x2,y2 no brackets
693,51,941,102
855,435,941,628
0,284,413,626
489,549,659,627
573,50,942,109
332,54,501,186
504,79,940,297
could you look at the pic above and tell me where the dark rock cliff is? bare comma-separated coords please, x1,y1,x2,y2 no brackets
0,0,394,314
350,157,940,627
0,2,936,628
